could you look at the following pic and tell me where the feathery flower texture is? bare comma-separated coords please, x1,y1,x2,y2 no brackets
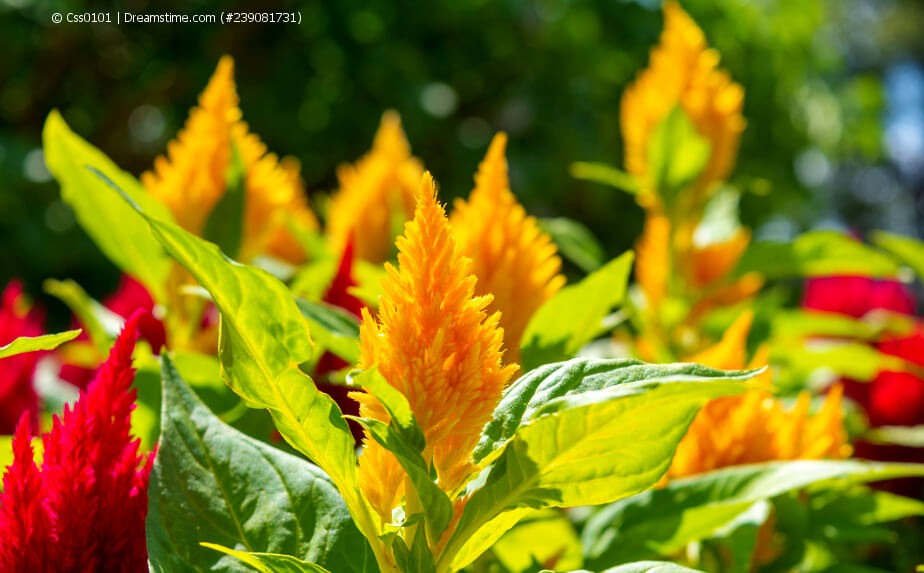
327,111,424,263
668,312,850,479
141,56,318,263
0,281,45,434
0,311,152,572
353,173,516,521
621,1,745,198
450,133,565,365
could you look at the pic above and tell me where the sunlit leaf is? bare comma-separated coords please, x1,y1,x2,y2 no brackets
201,543,333,573
473,357,761,464
43,111,173,301
43,278,122,353
520,252,634,371
442,374,750,571
0,329,81,360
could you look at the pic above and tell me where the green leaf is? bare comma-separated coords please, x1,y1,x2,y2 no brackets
581,460,924,569
864,425,924,447
538,217,606,273
646,105,711,201
772,341,916,382
808,486,924,542
491,510,583,573
473,357,761,464
568,162,640,195
440,376,749,571
0,329,81,360
770,309,913,342
42,110,173,301
96,167,387,565
43,278,122,353
870,230,924,280
705,500,772,573
203,141,247,259
295,297,361,365
520,252,634,371
347,370,451,541
733,231,900,279
348,369,423,451
350,416,453,543
147,355,375,573
391,526,437,573
201,543,333,573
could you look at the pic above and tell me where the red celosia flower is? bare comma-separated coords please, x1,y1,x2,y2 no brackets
0,310,153,572
802,275,915,319
872,327,924,427
59,274,166,390
0,280,45,435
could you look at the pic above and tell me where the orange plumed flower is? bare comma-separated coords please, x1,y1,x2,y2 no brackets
621,1,745,199
668,312,851,479
327,111,424,263
141,56,318,263
352,173,516,521
450,133,565,365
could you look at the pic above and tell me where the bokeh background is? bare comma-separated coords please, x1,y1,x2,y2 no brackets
2,0,923,326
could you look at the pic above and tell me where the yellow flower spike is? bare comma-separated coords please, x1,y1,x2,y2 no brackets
353,172,517,521
142,56,318,263
327,111,425,263
621,1,745,198
450,133,566,365
668,313,850,479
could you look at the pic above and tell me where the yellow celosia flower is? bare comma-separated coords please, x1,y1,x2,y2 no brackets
621,1,745,199
327,111,424,263
353,173,516,521
668,312,851,479
141,56,318,263
450,133,565,365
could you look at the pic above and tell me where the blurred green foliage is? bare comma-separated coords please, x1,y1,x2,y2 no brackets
1,0,922,326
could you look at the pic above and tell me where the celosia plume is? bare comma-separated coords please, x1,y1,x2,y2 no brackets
352,173,516,521
621,0,745,199
0,281,45,434
450,133,565,365
141,56,318,263
0,310,153,572
326,111,424,263
669,312,850,479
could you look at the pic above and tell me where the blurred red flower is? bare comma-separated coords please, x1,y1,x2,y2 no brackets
802,275,916,318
